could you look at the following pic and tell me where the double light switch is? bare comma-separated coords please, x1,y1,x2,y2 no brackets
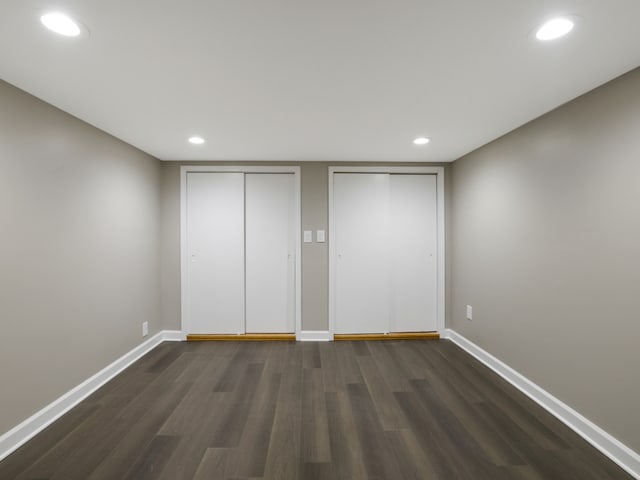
303,230,325,243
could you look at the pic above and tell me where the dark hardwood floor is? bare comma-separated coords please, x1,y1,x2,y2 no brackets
0,340,633,479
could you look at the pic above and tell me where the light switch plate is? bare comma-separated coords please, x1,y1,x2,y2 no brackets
466,305,473,320
303,230,312,243
316,230,325,242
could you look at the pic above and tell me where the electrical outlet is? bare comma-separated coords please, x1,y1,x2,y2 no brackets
466,305,473,321
142,321,149,337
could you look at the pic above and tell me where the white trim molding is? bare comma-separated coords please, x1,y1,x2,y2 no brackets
297,330,333,341
328,166,446,336
162,330,187,341
0,330,184,462
445,329,640,480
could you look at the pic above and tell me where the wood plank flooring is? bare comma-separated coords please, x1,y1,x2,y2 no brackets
0,340,633,480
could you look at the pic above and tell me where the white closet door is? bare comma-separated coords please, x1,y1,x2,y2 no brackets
245,173,295,333
334,173,390,334
389,174,438,332
186,172,245,334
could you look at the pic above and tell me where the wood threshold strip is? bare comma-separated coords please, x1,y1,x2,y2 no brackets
187,333,296,342
333,332,440,341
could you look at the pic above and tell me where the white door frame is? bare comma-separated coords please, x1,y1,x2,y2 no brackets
328,166,446,336
180,165,302,338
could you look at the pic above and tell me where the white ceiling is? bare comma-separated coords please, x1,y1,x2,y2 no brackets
1,1,639,162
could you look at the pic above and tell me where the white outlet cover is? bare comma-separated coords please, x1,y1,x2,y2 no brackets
466,305,473,320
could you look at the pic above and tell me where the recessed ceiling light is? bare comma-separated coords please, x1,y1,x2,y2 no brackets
413,137,430,145
188,136,205,145
536,17,574,40
40,12,81,37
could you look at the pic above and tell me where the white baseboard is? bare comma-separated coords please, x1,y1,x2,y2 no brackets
0,329,183,462
297,330,333,341
163,330,187,341
445,329,640,480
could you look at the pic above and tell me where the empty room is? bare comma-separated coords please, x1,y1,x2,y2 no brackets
1,1,639,479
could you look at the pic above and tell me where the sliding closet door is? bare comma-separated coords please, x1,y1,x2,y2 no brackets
186,172,245,334
334,173,390,334
187,173,244,333
389,174,438,332
245,173,295,333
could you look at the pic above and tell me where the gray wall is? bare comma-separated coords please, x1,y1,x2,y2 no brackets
0,80,162,434
450,67,640,452
160,165,181,331
159,162,450,331
300,164,329,330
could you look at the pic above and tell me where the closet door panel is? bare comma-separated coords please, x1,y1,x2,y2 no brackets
389,174,438,332
333,173,390,334
186,172,245,334
245,173,295,333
